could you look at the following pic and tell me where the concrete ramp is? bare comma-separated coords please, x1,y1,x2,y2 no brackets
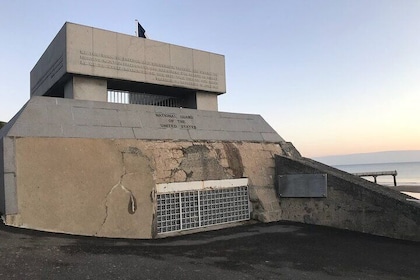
275,155,420,242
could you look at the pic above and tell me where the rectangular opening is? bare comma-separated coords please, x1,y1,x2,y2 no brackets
156,179,250,234
107,90,184,108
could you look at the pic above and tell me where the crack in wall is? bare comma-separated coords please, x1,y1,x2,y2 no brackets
94,141,283,236
96,181,137,235
222,143,244,178
119,151,137,214
96,151,138,235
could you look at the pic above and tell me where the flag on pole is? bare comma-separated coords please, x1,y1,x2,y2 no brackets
135,20,146,38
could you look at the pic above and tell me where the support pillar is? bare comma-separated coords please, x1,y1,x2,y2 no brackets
195,91,218,111
64,76,107,102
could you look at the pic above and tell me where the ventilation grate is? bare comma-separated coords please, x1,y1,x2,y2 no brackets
156,179,250,234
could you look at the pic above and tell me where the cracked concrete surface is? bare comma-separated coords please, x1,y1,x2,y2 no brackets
97,182,137,236
8,137,286,238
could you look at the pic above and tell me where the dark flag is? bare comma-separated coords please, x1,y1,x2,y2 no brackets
136,20,146,38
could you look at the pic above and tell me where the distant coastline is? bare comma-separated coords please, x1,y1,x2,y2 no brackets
314,150,420,166
329,161,420,197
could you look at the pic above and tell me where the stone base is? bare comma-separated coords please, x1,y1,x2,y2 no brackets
1,137,287,238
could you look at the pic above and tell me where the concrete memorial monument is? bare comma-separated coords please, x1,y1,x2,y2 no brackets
0,23,418,241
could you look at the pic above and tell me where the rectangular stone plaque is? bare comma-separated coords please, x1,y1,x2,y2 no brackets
277,174,327,198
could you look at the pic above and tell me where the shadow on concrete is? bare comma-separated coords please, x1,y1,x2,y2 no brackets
0,221,419,280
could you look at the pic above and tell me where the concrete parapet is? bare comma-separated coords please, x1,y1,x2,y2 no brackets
4,97,283,143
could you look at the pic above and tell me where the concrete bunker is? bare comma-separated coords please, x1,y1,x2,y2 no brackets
0,22,419,240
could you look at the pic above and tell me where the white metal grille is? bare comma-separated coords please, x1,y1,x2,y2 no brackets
107,90,130,104
157,184,250,234
157,193,181,232
107,90,183,107
200,187,249,226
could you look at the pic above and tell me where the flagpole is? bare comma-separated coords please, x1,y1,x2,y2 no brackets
135,19,139,36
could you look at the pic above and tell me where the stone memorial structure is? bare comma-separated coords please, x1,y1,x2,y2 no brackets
0,22,419,241
30,22,225,110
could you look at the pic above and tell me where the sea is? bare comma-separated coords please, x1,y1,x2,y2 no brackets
333,161,420,187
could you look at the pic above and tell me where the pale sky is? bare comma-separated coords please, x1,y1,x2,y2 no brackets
1,0,419,158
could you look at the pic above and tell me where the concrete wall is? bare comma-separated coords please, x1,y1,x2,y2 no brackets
0,96,289,238
0,109,25,216
275,155,420,242
195,91,218,111
4,97,417,241
64,76,107,101
4,137,286,238
30,24,66,97
0,137,4,214
31,22,226,98
1,121,19,216
5,97,283,143
4,95,417,241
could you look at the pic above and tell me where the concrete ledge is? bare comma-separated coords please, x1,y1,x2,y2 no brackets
4,97,284,143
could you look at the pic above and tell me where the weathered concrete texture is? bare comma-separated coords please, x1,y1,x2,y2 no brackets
3,137,286,238
12,138,154,238
5,97,283,143
31,22,226,97
249,186,282,222
64,76,107,101
195,91,218,111
19,140,99,231
0,136,18,216
0,138,3,214
275,155,420,242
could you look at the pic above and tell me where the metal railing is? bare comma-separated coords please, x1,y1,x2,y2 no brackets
107,90,183,108
107,90,130,104
353,170,398,186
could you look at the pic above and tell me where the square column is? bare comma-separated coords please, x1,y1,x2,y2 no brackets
64,76,107,102
195,91,218,111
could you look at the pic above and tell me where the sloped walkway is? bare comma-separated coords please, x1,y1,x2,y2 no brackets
0,221,418,279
